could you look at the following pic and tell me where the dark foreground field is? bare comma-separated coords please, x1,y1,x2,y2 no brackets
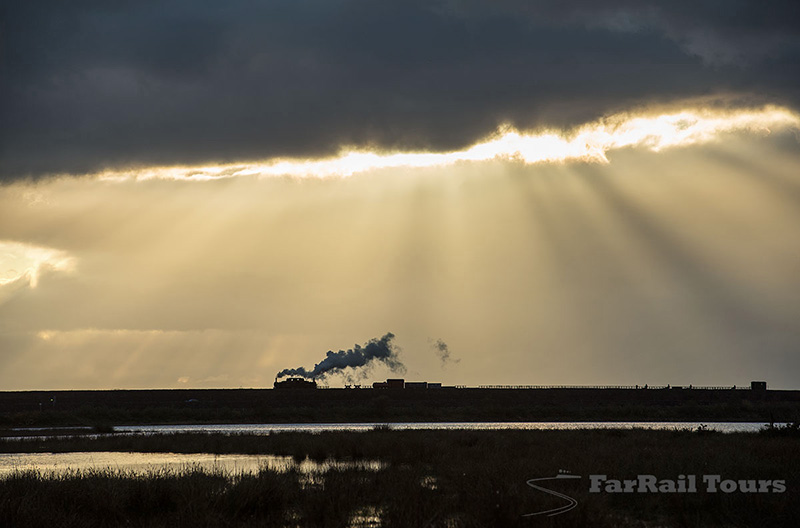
2,387,800,427
2,428,798,527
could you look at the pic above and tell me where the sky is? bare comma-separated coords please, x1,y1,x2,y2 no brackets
1,1,799,390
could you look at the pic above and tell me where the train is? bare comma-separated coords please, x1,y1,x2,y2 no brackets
273,376,317,389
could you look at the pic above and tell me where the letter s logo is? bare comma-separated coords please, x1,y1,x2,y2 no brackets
522,473,582,517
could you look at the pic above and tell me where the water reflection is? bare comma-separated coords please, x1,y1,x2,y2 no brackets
0,452,385,478
114,421,770,435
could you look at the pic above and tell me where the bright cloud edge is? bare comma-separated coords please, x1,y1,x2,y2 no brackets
86,105,800,182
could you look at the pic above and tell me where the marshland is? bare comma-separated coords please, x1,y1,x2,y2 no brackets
2,426,798,527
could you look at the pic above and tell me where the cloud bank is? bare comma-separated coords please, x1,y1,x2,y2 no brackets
2,0,799,180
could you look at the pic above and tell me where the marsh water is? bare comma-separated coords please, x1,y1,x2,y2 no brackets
2,421,770,441
114,421,769,435
0,452,384,477
0,422,771,478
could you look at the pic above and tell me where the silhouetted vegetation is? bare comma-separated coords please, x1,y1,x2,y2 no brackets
761,421,800,437
1,429,798,527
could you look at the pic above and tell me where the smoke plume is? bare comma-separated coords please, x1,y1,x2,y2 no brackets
431,338,459,367
277,333,404,380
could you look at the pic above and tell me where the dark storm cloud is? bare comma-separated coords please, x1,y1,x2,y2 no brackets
1,0,799,180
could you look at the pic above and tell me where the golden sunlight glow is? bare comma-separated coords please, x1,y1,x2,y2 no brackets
94,105,799,181
0,241,75,289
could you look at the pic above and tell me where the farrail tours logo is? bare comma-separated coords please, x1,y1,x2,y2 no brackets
523,471,786,518
589,474,786,494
